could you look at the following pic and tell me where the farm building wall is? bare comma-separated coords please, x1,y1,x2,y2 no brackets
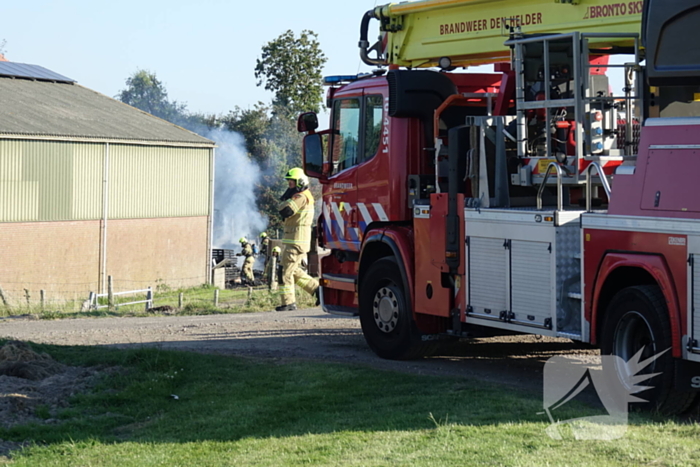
0,138,213,303
0,220,101,302
0,216,207,303
104,217,209,291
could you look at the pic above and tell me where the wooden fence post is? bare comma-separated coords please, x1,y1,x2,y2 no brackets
108,275,114,310
145,287,153,311
178,293,184,309
214,289,219,307
0,284,9,307
86,292,95,311
40,290,45,311
270,256,278,291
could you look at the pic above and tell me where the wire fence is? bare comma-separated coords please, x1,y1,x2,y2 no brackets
0,275,271,316
0,275,207,298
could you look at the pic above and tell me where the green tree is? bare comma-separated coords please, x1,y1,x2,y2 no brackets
213,30,328,232
254,30,327,114
221,103,302,233
117,70,189,123
116,69,220,134
224,103,276,165
251,30,327,229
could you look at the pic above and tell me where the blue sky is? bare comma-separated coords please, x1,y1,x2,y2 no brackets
1,0,632,118
0,0,383,116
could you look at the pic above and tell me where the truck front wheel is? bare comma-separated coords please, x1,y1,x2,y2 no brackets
359,257,427,360
601,285,696,414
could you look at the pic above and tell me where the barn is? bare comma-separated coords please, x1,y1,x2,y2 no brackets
0,62,216,304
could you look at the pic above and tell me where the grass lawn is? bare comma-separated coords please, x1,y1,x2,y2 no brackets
0,342,698,466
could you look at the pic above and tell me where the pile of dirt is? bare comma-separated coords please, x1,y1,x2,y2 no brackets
0,341,119,459
0,341,65,380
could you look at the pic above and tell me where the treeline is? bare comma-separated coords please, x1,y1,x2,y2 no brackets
116,30,327,232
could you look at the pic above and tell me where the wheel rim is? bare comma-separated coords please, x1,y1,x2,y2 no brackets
612,310,656,388
372,286,400,333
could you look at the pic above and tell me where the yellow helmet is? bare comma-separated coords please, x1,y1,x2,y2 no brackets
284,167,309,189
259,232,267,238
272,246,281,254
239,237,247,244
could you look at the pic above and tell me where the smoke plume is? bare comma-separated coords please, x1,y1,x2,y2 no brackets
204,128,268,249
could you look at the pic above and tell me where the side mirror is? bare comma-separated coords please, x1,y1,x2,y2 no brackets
303,133,327,182
297,112,319,133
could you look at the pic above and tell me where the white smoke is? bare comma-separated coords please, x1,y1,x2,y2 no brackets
205,129,268,249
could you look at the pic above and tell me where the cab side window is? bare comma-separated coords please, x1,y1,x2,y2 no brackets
363,95,383,162
329,94,384,176
331,98,361,175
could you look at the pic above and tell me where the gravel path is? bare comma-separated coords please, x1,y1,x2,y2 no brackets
0,307,598,393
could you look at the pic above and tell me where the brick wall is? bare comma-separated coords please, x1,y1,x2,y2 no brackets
0,216,208,302
0,220,101,301
106,217,208,291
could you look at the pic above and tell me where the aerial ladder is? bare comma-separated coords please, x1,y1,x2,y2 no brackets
359,0,645,197
360,0,643,68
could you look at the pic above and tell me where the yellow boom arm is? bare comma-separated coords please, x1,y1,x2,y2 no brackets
360,0,643,68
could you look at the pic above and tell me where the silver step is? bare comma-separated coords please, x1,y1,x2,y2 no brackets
323,304,358,316
322,273,356,284
557,331,582,341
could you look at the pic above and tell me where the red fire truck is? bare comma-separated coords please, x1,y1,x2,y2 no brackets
297,0,700,413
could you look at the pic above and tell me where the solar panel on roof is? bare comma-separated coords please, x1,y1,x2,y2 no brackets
0,62,75,83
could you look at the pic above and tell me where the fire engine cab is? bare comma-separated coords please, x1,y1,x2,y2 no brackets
297,0,700,413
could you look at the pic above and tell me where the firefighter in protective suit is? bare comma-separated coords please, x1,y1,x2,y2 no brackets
259,232,271,273
238,237,255,286
259,232,270,257
275,168,319,311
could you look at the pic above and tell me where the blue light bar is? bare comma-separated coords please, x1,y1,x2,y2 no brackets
323,75,360,84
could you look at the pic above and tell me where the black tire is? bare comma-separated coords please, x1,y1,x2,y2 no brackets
359,257,430,360
601,285,697,414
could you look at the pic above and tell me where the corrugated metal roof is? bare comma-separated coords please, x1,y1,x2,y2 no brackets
0,62,75,83
0,73,215,146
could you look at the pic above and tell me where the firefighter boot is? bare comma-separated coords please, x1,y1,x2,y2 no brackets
275,303,297,312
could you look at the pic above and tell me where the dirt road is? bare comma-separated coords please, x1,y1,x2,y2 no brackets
0,307,597,393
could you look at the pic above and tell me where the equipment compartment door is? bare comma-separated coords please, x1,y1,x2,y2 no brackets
467,237,509,321
690,254,700,355
510,240,554,329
